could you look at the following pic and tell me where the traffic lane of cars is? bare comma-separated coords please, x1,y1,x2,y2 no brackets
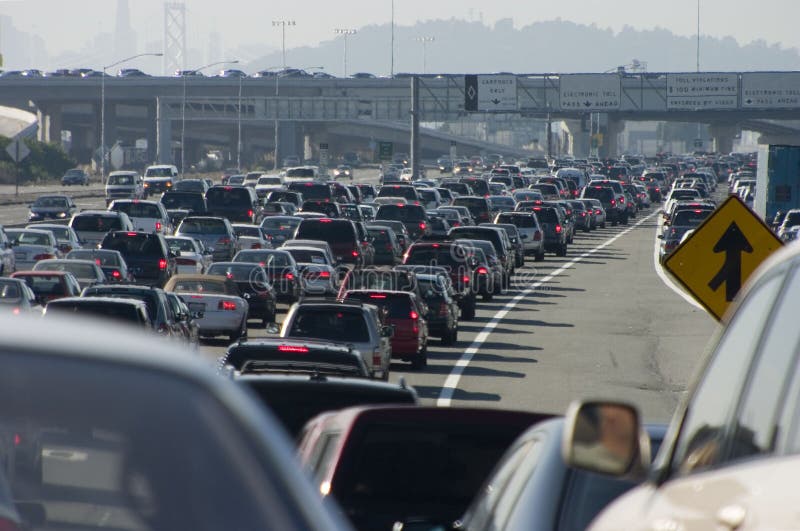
197,217,716,423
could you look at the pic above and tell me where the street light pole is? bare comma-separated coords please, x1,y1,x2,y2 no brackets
237,75,243,170
101,52,162,178
415,37,435,74
180,60,239,177
272,20,296,69
334,29,357,78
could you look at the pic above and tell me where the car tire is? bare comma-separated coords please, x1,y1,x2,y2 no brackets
482,291,493,301
557,244,567,257
535,250,545,262
621,214,629,225
441,327,457,346
229,320,247,342
601,221,607,228
411,345,428,370
461,297,476,320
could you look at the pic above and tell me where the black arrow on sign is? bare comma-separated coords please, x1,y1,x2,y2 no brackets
491,98,501,105
707,221,753,302
584,100,592,107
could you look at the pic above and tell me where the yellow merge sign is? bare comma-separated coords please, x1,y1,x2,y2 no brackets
664,196,783,321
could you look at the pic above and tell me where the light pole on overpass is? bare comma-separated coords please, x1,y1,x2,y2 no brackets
415,36,435,74
180,60,239,177
101,52,162,178
272,20,296,69
334,29,357,78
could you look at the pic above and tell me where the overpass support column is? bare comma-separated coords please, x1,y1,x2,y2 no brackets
563,118,590,158
36,105,63,145
709,123,739,155
146,101,158,165
156,97,173,164
278,121,300,165
600,116,623,159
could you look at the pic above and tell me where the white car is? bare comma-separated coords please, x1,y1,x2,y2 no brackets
165,236,211,274
108,199,173,235
493,212,545,261
282,246,338,296
232,224,271,250
25,223,83,254
164,274,249,341
5,228,61,270
254,175,284,198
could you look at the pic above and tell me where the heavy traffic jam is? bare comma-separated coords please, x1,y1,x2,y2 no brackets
0,149,781,531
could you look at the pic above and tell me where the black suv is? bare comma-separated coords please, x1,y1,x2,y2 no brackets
206,185,262,224
294,218,363,266
402,242,477,320
206,262,278,326
99,231,176,287
375,204,431,241
81,284,183,338
582,185,624,225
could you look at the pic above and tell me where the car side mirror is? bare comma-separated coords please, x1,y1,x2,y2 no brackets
265,322,281,334
392,519,456,531
191,310,204,320
562,400,649,481
657,234,664,239
381,325,395,338
168,251,177,259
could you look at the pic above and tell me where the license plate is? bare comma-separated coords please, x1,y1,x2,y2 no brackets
188,302,205,312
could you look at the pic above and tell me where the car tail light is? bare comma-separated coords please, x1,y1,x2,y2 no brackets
534,231,542,241
610,199,616,207
127,232,138,236
476,266,488,275
581,212,586,217
155,221,162,232
319,218,333,223
620,197,625,204
11,307,20,315
33,253,55,260
112,270,122,279
352,250,360,257
595,209,602,214
247,209,254,219
555,225,562,233
218,300,237,311
95,258,102,265
319,271,331,279
278,345,309,353
462,275,470,284
158,258,168,270
419,222,427,231
284,272,295,280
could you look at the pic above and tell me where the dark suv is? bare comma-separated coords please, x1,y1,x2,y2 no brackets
402,242,477,320
294,218,363,266
205,185,262,223
531,206,568,257
99,231,176,287
453,196,492,224
81,284,183,338
375,204,430,241
582,185,625,225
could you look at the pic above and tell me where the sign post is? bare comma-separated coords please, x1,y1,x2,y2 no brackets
664,196,783,320
5,137,31,196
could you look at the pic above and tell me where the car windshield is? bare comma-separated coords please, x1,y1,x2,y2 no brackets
8,230,51,246
288,308,370,342
170,280,228,294
34,261,96,279
0,281,21,299
108,174,135,185
179,219,227,234
286,249,327,265
376,205,425,222
262,218,300,231
166,238,197,253
145,167,173,177
34,197,68,208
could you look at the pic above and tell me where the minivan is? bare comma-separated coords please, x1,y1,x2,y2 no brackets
294,218,363,266
69,210,134,247
205,185,261,224
108,199,172,235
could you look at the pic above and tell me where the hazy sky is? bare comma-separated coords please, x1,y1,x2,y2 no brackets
2,0,799,64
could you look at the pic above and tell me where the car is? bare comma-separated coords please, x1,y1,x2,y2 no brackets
582,198,607,228
10,270,82,305
448,225,514,285
61,168,90,186
117,67,148,77
294,218,364,266
458,419,666,531
175,216,239,262
415,272,459,345
568,199,593,232
301,200,342,218
164,274,249,341
220,338,369,379
260,216,302,248
282,246,338,296
485,222,525,268
205,185,262,224
25,223,82,255
32,258,106,290
99,231,176,287
529,205,568,257
164,291,201,346
5,228,61,270
105,170,146,203
143,164,178,191
232,223,272,250
366,225,403,266
298,406,551,531
254,175,285,198
336,267,426,303
206,262,277,326
44,296,151,328
107,199,173,235
453,196,493,224
81,284,184,339
173,178,210,194
402,242,477,320
0,226,14,276
27,194,77,222
165,236,211,274
69,210,134,247
159,190,208,217
281,300,393,379
233,249,302,303
0,313,351,531
454,239,502,299
266,190,304,208
581,185,625,226
493,212,545,261
66,248,133,282
376,184,421,205
366,220,411,252
658,207,713,261
333,165,353,180
0,277,39,314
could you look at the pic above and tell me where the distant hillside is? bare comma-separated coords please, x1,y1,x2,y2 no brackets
248,18,800,76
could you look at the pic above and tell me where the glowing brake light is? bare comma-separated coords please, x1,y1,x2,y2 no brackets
247,209,254,218
218,300,237,311
319,271,331,279
370,294,387,299
319,218,333,223
476,266,489,275
410,310,419,320
127,232,138,236
555,225,562,233
610,199,616,206
155,221,162,232
95,258,102,265
352,250,360,257
284,272,295,280
278,345,309,353
462,275,470,284
112,270,121,279
396,203,405,207
158,258,168,270
419,222,427,231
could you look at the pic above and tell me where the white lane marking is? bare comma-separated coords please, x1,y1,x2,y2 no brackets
436,211,659,407
652,217,704,310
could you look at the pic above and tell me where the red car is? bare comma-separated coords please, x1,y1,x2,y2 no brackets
11,270,82,305
341,289,428,369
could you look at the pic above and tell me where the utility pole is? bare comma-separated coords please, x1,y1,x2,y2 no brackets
390,0,395,77
415,37,435,74
272,20,296,69
410,76,420,179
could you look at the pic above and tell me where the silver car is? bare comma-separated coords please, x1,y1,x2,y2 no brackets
175,216,239,262
281,301,393,379
5,229,61,270
25,223,83,254
32,259,107,290
493,212,545,260
282,246,338,296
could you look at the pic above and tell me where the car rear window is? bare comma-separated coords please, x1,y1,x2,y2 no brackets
533,208,559,223
531,184,559,195
286,249,328,265
672,209,712,226
160,193,206,212
102,234,163,257
460,179,489,195
0,281,21,299
376,205,426,222
288,183,331,200
288,308,370,342
34,262,95,279
206,187,253,205
47,301,143,323
71,215,125,232
170,279,228,293
496,213,537,228
344,292,412,318
110,202,161,218
295,220,355,243
179,218,227,234
262,218,301,231
405,247,467,267
582,187,614,201
345,272,414,292
377,186,418,201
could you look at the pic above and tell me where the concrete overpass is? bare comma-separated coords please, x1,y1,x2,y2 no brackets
4,71,800,162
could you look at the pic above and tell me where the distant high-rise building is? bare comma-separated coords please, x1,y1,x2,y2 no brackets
114,0,137,59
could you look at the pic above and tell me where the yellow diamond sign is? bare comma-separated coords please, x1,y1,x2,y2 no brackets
664,196,783,321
